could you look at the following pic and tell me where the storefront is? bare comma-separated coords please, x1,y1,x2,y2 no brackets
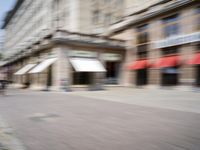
14,64,36,88
69,57,106,86
154,55,181,86
102,53,122,84
9,30,126,91
107,0,200,88
28,57,57,90
128,59,150,86
67,50,105,86
161,67,179,86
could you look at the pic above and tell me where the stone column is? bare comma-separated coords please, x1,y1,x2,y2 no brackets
52,46,72,91
179,45,195,87
178,8,196,88
89,49,105,91
148,20,163,87
29,55,41,90
119,29,136,87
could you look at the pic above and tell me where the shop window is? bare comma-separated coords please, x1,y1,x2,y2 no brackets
161,67,179,86
106,62,119,78
161,47,179,56
73,72,91,85
136,69,148,86
162,14,179,37
197,44,200,52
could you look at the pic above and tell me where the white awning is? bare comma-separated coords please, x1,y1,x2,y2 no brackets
29,58,57,73
70,58,106,72
14,64,36,75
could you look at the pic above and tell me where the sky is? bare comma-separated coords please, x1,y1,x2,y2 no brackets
0,0,16,46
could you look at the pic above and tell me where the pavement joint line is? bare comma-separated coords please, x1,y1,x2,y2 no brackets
0,116,26,150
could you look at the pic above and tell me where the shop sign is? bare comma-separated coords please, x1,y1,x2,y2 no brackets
68,50,97,58
102,53,122,61
154,32,200,49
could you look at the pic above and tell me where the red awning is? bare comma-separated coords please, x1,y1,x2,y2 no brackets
154,55,180,68
188,53,200,65
128,59,150,70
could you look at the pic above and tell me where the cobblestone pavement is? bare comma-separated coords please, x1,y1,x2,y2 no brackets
0,88,200,150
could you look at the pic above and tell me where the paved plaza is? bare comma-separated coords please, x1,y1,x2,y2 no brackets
0,87,200,150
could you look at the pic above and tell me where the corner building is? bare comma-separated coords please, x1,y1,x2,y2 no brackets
0,0,126,91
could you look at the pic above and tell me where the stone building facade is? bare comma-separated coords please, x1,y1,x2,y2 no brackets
2,0,164,59
1,0,200,90
0,0,128,90
1,30,125,90
2,0,127,59
108,0,200,88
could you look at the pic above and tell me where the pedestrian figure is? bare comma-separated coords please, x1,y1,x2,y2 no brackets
0,80,6,96
61,79,71,92
0,72,7,96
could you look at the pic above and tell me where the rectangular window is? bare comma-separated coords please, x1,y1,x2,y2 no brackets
162,14,179,37
136,25,149,44
105,13,112,25
137,45,148,59
137,24,148,32
164,24,179,37
196,7,200,31
137,32,149,44
161,47,179,56
92,10,100,24
136,24,149,59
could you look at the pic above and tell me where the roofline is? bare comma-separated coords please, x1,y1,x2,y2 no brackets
1,30,126,66
108,0,198,36
1,0,25,29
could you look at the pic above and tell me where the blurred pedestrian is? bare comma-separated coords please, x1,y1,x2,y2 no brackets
0,72,6,96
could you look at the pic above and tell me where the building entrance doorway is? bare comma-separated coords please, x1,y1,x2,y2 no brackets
195,65,200,87
136,69,148,86
24,74,31,88
161,67,179,86
105,62,119,84
73,72,91,85
47,65,53,88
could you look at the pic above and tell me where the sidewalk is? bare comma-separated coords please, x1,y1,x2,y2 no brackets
4,86,200,114
0,117,25,150
67,87,200,114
